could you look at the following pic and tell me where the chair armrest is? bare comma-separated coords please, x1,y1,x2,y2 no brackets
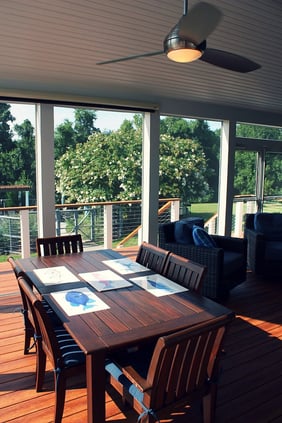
244,228,265,273
159,222,175,244
213,235,247,254
159,241,223,270
122,365,151,392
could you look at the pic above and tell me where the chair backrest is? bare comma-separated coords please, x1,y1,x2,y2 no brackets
144,314,233,412
136,242,170,273
162,252,206,294
8,256,22,279
18,276,62,367
36,234,83,257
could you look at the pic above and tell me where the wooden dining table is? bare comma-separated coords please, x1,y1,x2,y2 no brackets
16,249,234,423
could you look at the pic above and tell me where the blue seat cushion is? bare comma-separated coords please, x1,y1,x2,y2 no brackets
223,251,245,276
192,225,217,248
254,213,282,241
264,241,282,261
174,218,204,245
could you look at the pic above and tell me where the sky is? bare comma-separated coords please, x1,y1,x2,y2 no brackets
9,103,136,132
9,103,221,132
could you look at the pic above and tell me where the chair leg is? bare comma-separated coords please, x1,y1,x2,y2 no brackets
202,384,217,423
35,346,46,392
54,370,67,423
24,328,35,354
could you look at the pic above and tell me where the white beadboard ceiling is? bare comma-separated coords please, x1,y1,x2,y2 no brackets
0,0,281,121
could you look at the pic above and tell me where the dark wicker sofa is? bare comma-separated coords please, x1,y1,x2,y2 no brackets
244,212,282,277
158,218,247,300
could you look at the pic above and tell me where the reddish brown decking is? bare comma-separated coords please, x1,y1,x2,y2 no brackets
1,249,282,422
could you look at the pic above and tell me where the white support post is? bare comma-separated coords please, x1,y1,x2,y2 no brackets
218,120,236,236
35,104,56,237
20,209,30,258
234,200,244,237
141,111,160,245
104,204,112,249
170,200,180,222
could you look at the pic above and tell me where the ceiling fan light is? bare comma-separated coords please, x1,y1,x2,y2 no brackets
167,48,202,63
164,36,205,63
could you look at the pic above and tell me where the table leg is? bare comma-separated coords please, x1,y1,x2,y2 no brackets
86,351,106,423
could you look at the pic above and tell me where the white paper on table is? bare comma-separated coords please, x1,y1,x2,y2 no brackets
33,266,80,285
103,258,148,275
130,274,188,297
50,287,110,316
79,270,132,291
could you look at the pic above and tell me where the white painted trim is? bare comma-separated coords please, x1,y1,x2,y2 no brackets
35,104,56,237
141,111,160,244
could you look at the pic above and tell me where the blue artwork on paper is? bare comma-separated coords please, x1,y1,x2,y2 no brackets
65,291,96,310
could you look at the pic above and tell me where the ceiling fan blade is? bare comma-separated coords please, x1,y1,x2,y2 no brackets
97,50,163,65
178,2,222,45
200,48,261,73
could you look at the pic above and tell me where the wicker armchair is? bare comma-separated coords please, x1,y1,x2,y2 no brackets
159,219,247,300
244,213,282,276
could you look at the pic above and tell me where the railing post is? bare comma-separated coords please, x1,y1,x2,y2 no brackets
104,205,112,249
170,200,180,222
20,209,30,258
234,200,244,237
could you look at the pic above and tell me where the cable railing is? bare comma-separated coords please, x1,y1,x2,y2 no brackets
0,198,181,257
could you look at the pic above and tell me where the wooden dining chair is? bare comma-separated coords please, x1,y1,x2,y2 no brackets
18,276,85,423
136,242,170,273
106,314,234,423
8,256,35,354
162,252,207,294
36,234,83,257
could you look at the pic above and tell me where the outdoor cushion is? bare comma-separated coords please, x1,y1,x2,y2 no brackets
192,225,217,248
223,251,245,276
264,241,282,261
174,221,194,244
254,213,282,241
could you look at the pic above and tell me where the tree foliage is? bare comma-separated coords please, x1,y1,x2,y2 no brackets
55,120,209,204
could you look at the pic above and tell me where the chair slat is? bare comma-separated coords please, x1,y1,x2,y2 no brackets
36,234,83,257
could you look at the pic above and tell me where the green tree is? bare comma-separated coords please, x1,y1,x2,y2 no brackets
160,116,191,138
234,124,282,196
190,120,220,201
74,109,99,143
55,127,142,202
159,134,208,203
54,109,99,159
0,103,15,152
13,119,36,200
55,122,208,204
54,119,76,159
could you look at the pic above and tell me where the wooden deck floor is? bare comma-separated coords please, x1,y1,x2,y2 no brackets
1,249,282,423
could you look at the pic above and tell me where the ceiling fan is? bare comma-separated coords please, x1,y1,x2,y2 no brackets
97,1,260,73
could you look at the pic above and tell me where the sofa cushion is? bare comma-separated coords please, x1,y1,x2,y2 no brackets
174,221,194,244
192,225,217,248
174,218,203,245
254,213,282,241
223,251,245,277
264,241,282,261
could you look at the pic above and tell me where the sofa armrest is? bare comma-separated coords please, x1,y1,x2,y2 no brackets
213,235,247,254
244,228,265,273
159,222,176,244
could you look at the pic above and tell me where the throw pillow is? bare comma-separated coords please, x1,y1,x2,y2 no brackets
174,221,194,244
254,212,282,240
192,225,217,248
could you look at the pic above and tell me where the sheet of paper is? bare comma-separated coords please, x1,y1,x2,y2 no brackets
103,258,149,275
50,287,110,316
79,270,132,291
33,266,80,285
130,274,188,297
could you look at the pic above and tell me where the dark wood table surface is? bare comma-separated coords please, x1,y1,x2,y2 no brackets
16,249,234,423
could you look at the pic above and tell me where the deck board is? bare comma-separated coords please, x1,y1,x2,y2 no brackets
1,251,282,423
